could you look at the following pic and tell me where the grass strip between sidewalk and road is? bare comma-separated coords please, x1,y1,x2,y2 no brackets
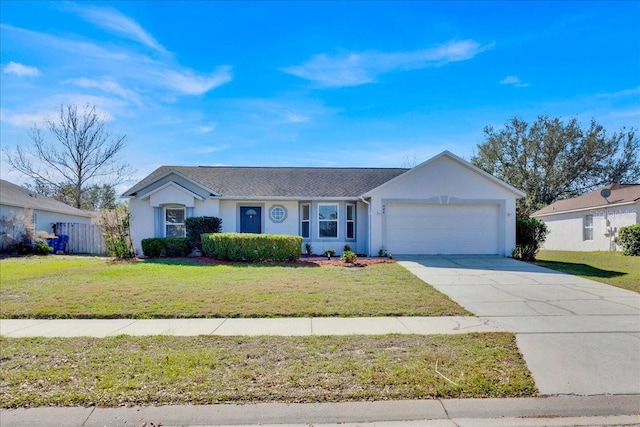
534,250,640,293
0,256,470,318
0,333,536,408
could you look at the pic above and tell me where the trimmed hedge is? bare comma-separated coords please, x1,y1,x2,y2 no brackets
141,237,191,258
201,233,302,262
618,223,640,256
185,216,222,250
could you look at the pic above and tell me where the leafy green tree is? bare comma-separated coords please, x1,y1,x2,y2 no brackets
4,103,133,209
24,180,119,211
472,116,639,215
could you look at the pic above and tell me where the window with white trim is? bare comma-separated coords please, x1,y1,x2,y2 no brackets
346,203,355,240
318,203,338,238
583,214,593,241
165,207,186,237
300,203,310,238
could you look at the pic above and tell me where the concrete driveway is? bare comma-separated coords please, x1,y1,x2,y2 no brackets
397,255,640,396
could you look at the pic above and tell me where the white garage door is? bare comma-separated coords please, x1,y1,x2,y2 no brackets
385,203,500,254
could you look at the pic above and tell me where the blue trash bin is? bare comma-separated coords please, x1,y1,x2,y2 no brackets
47,235,68,253
46,237,58,251
57,235,68,252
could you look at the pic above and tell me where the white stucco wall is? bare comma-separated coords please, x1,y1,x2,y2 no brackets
540,202,639,251
366,155,519,256
128,197,156,255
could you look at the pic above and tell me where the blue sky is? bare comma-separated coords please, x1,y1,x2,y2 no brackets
1,1,639,189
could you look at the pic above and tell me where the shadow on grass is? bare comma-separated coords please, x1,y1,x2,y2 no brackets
138,257,321,268
534,260,627,279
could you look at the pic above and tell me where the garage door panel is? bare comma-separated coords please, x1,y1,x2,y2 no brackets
385,204,499,255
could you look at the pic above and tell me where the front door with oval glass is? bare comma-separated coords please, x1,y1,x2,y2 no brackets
240,207,262,233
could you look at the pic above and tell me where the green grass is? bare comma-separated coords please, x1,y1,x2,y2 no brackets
535,250,640,293
0,256,470,318
0,333,536,408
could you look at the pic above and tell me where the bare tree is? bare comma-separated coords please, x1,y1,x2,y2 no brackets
4,104,133,209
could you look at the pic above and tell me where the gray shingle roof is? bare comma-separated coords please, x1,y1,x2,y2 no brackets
534,183,640,216
124,166,410,198
0,180,94,217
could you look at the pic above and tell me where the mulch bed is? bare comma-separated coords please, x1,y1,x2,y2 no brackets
196,256,395,267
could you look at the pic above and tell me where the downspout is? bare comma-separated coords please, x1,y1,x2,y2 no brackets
360,196,371,256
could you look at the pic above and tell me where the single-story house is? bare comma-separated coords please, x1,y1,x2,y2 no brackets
0,179,95,250
123,151,525,257
533,183,640,251
0,179,94,233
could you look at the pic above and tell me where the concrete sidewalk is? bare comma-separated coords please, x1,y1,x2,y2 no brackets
0,316,503,338
2,395,639,427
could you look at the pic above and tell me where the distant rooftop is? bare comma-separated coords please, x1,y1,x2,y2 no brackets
534,183,640,216
0,180,93,217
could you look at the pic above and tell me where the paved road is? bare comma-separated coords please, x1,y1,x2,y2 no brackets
397,255,640,396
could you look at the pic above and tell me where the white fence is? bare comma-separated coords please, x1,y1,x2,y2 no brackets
55,222,105,255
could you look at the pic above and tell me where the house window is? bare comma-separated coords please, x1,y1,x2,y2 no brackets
300,203,310,238
583,214,593,241
269,205,287,223
346,203,355,240
318,203,338,238
165,207,186,237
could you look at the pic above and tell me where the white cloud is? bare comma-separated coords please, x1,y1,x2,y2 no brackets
595,87,640,99
69,5,167,53
0,108,49,128
1,24,232,97
197,144,229,154
283,111,309,124
283,39,493,88
197,123,217,134
63,77,142,106
3,61,40,77
159,67,233,95
500,75,530,88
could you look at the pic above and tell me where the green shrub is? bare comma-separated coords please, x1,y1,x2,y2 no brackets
34,242,53,255
185,216,222,250
304,242,312,256
141,237,190,258
512,216,549,261
141,238,163,257
618,223,640,256
201,233,302,262
341,250,357,263
164,237,191,257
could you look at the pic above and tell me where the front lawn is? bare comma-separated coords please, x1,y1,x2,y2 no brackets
0,333,536,408
535,250,640,293
0,256,469,318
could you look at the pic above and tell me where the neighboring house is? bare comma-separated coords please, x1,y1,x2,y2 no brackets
533,184,640,251
0,179,94,233
0,179,96,251
123,151,525,257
